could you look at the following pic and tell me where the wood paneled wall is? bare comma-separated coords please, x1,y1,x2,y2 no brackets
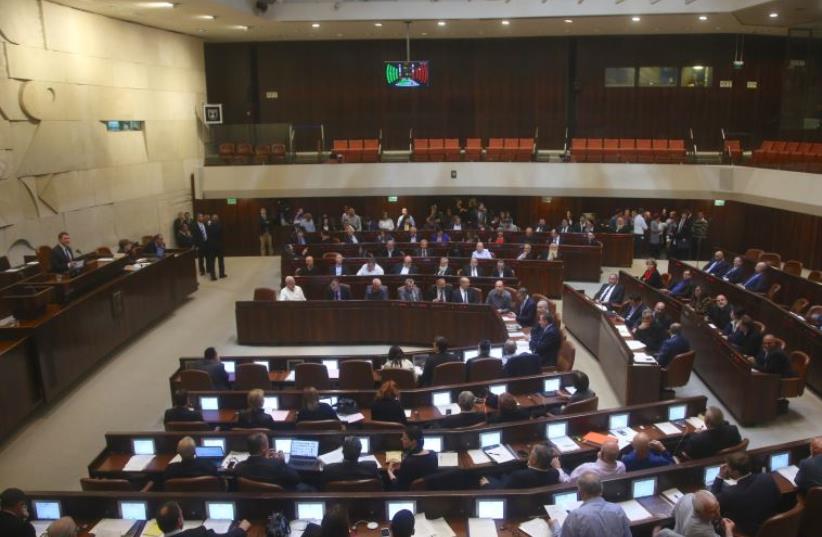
192,196,822,269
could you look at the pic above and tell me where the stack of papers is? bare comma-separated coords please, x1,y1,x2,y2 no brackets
661,488,684,505
484,445,516,464
633,353,657,364
437,452,459,467
436,403,461,416
123,454,155,471
89,519,137,537
618,500,652,522
625,340,646,351
616,325,632,338
550,436,580,453
339,412,364,423
204,520,233,533
468,449,491,465
654,422,681,436
518,518,551,537
544,502,581,527
266,410,290,421
220,451,250,469
468,518,498,537
318,447,344,466
686,416,706,430
776,465,799,485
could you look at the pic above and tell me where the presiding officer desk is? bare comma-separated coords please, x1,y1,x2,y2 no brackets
618,270,783,426
0,249,198,442
561,284,662,406
236,301,509,346
29,438,809,537
295,274,522,301
668,258,822,396
89,397,707,483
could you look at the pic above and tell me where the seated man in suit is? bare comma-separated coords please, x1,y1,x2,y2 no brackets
502,340,541,377
652,301,673,331
529,312,561,367
722,307,746,339
163,436,218,481
515,288,536,327
491,260,514,279
397,278,422,301
450,277,479,304
662,270,695,299
382,239,403,258
233,432,301,489
593,273,625,309
415,239,432,258
620,432,673,472
328,254,348,276
236,389,276,429
516,243,534,261
143,234,167,256
323,437,380,488
632,309,665,353
480,444,565,489
365,278,389,300
434,257,454,276
462,257,485,278
680,406,742,460
439,391,485,428
656,323,691,368
741,261,769,293
156,501,250,537
0,488,37,537
298,255,320,276
562,370,596,404
488,392,531,423
428,277,452,303
721,256,746,284
164,389,203,424
393,255,418,276
748,334,794,377
485,280,513,312
194,347,230,390
50,231,76,274
710,451,780,537
325,278,351,301
706,294,732,331
730,316,763,357
419,336,460,386
620,295,646,330
343,225,360,244
703,250,730,276
796,436,822,495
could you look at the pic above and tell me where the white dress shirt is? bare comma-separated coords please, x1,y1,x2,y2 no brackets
633,214,648,235
357,263,385,276
472,249,493,259
279,286,306,301
600,284,616,303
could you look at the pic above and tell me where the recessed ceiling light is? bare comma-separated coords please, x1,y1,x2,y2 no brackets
769,12,778,18
312,23,320,28
501,20,510,26
231,25,249,31
564,19,573,24
698,15,707,21
374,22,383,27
631,16,641,22
139,2,175,7
421,32,428,36
195,15,215,20
693,65,704,70
437,21,446,27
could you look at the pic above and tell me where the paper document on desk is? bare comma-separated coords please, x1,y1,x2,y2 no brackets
616,325,632,337
204,519,233,533
618,500,652,522
414,516,437,537
123,454,155,471
90,519,137,537
686,416,705,430
468,449,492,465
221,451,250,469
563,386,577,395
550,436,580,453
414,366,423,377
32,521,51,537
339,412,365,423
516,340,531,352
662,488,684,505
385,451,403,463
518,518,551,537
468,518,498,537
266,410,290,421
625,340,646,351
595,304,607,311
5,267,22,272
404,409,413,418
318,447,344,466
484,445,516,464
633,352,657,364
169,454,182,464
654,421,681,435
438,451,459,467
436,403,461,416
776,465,799,486
428,517,456,537
708,323,718,330
508,331,525,338
544,502,581,527
358,454,380,466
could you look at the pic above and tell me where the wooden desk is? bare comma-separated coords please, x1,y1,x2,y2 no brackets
668,258,822,396
561,284,661,406
0,338,41,440
719,247,822,307
235,301,509,346
0,262,42,290
618,271,783,425
294,275,520,302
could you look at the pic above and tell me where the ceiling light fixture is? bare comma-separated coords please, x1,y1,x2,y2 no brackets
564,19,573,24
195,15,215,20
698,15,707,21
312,23,320,28
631,16,641,22
374,22,383,27
140,2,176,7
769,12,778,18
231,25,249,31
437,21,446,27
501,20,510,26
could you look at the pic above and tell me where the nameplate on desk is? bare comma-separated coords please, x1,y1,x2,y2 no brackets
625,340,646,351
632,353,657,365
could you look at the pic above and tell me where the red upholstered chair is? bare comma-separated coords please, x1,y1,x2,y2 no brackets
444,138,460,161
428,138,445,161
667,139,686,163
464,138,482,161
467,358,502,382
270,143,287,162
431,362,465,386
570,138,587,162
502,138,518,161
652,139,669,163
751,140,774,165
362,139,380,162
413,139,429,161
179,369,214,391
347,139,364,162
618,138,637,162
339,360,375,390
602,139,620,162
635,139,654,163
782,260,802,276
516,138,534,161
253,287,277,301
254,144,271,164
234,363,271,391
379,368,416,389
586,138,603,162
486,138,504,161
234,143,254,164
218,143,235,163
724,139,742,163
332,139,349,162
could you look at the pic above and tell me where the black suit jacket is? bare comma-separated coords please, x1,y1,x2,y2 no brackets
328,264,349,276
392,264,419,275
703,259,730,276
420,352,460,386
382,248,403,258
428,284,454,302
323,460,380,486
298,266,320,276
711,473,781,536
706,304,732,331
174,524,246,537
516,297,537,328
461,264,486,278
722,266,746,284
621,303,647,330
796,454,822,494
503,353,541,377
491,268,515,279
501,467,561,489
192,221,209,248
449,287,479,304
735,329,763,357
593,283,625,305
207,221,223,247
681,422,742,459
370,397,407,424
439,411,485,429
433,266,455,277
0,512,35,537
236,408,276,430
233,455,301,489
164,457,218,481
50,244,73,274
164,406,203,424
193,361,230,390
641,270,663,289
754,349,793,377
325,285,351,300
529,324,561,366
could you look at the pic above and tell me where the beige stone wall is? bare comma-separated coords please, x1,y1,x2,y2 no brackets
0,0,204,264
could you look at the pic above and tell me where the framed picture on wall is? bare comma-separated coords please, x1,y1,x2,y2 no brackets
203,104,223,125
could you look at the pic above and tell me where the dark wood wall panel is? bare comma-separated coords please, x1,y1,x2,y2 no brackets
204,43,255,124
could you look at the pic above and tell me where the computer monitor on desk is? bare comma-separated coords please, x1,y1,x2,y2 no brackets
200,396,219,411
296,502,324,522
132,439,155,455
424,436,443,453
609,413,629,430
119,501,147,520
387,500,416,520
432,391,452,407
32,500,61,520
668,404,687,422
632,477,656,499
769,452,790,472
476,499,506,519
480,431,501,448
206,502,236,520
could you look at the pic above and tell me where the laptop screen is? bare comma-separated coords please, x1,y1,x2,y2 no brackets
668,404,687,422
195,446,224,458
264,396,279,410
769,452,790,472
547,421,568,439
296,502,324,521
119,501,147,520
202,438,226,451
553,491,578,506
322,359,339,371
704,465,721,486
489,347,504,359
254,360,270,371
489,384,507,396
609,413,629,430
480,431,501,448
424,436,443,453
200,396,219,411
32,500,61,520
463,350,480,361
387,501,416,520
476,499,505,519
355,436,370,454
222,361,236,374
274,438,292,454
544,378,560,393
632,478,656,498
290,440,319,458
206,502,235,520
432,391,452,406
132,439,155,455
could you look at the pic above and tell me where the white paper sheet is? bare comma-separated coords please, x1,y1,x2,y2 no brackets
544,502,581,527
318,447,344,465
89,519,137,536
468,449,492,465
428,517,456,537
618,500,652,522
508,331,525,338
339,412,365,423
686,416,705,430
468,518,498,537
32,521,52,537
654,422,682,436
328,369,340,379
414,515,437,537
169,454,182,464
625,340,646,351
617,325,632,337
484,445,516,464
550,436,580,453
661,488,684,505
123,454,155,471
285,371,296,382
358,454,380,466
776,465,799,485
436,404,461,416
267,410,290,421
563,386,577,395
203,519,233,533
632,353,657,364
404,409,413,418
220,451,250,469
438,451,460,467
518,518,551,537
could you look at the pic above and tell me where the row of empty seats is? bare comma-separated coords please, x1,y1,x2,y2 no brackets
413,138,535,162
218,142,287,164
570,138,687,163
331,139,381,162
750,140,822,171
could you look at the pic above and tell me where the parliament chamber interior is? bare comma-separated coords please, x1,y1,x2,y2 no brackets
1,1,822,537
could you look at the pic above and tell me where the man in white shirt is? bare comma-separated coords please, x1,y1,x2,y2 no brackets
472,241,493,259
394,255,417,275
633,210,648,255
396,208,416,231
357,258,384,276
279,276,306,301
568,440,625,481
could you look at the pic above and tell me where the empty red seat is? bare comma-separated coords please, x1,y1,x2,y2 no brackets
667,139,686,163
501,138,518,161
234,143,254,163
751,140,774,164
635,139,654,163
413,139,429,161
652,139,669,163
570,138,587,162
254,144,271,164
362,139,380,162
618,139,636,163
516,138,534,161
464,138,482,161
444,138,460,161
347,139,364,163
218,143,235,163
602,139,619,162
428,138,445,161
586,138,603,162
486,138,504,161
271,143,287,162
332,139,349,162
724,140,742,163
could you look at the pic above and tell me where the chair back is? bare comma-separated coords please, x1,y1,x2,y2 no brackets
295,362,331,390
363,420,406,430
808,270,821,283
782,260,803,276
754,499,803,537
0,256,10,271
96,247,113,256
789,298,810,315
236,477,284,492
234,363,271,391
253,287,277,301
179,369,214,391
759,252,782,266
80,478,135,491
661,351,696,389
467,358,502,382
799,486,822,537
431,361,466,386
753,320,767,334
326,479,382,492
339,360,375,390
557,339,576,372
661,273,672,287
37,245,52,272
744,248,764,261
470,286,483,303
504,286,520,310
766,283,782,301
716,438,749,456
561,396,598,415
165,476,224,492
409,478,426,491
295,419,345,431
165,421,213,432
780,351,810,398
379,368,416,389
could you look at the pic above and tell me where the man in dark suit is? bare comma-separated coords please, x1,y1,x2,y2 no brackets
364,278,389,300
593,274,625,308
325,279,351,301
434,257,455,277
193,347,230,390
192,213,212,278
742,262,769,293
164,389,203,424
480,445,563,489
236,389,277,429
706,294,732,331
323,437,380,488
620,295,647,330
428,278,453,302
491,260,514,279
652,302,673,331
298,255,320,276
233,433,301,489
722,256,747,284
703,250,730,277
415,239,432,258
749,334,794,377
50,231,76,274
343,226,359,244
450,277,479,304
515,288,536,328
462,258,485,278
680,407,742,460
0,488,35,537
664,270,695,299
672,212,692,258
655,324,691,368
711,451,780,537
730,317,763,357
796,437,822,494
503,338,541,377
529,313,561,367
328,254,348,276
419,337,460,386
393,255,418,275
163,437,218,481
382,239,403,258
156,501,249,537
208,214,227,279
439,391,485,428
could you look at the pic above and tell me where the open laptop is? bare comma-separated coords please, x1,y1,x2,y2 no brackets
32,500,61,521
543,377,561,396
476,499,505,519
287,440,320,470
195,446,225,461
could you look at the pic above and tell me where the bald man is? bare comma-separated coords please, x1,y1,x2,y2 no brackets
569,440,626,481
741,262,768,293
680,407,741,460
47,517,77,537
621,432,674,472
163,436,218,481
749,334,793,377
278,276,306,301
654,490,734,537
796,436,822,495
